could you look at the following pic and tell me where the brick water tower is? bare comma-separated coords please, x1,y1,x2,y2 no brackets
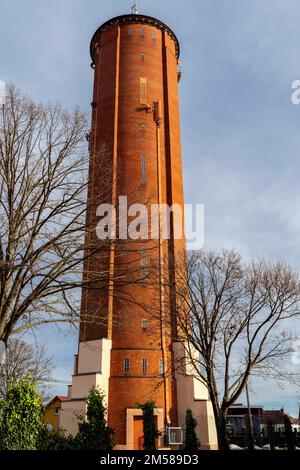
61,7,217,450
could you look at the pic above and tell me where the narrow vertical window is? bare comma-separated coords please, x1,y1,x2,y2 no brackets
141,319,148,329
140,77,147,105
124,357,130,373
152,31,157,40
140,123,147,134
140,28,145,37
127,27,133,37
140,53,145,62
159,358,164,375
142,357,148,374
141,249,147,281
141,154,146,184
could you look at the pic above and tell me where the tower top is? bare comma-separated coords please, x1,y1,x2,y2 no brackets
90,14,180,64
131,2,138,14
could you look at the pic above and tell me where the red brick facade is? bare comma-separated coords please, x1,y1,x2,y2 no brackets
80,14,186,446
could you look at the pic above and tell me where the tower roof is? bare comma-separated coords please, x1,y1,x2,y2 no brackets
90,14,180,64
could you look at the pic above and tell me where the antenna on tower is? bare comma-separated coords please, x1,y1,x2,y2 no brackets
131,2,139,14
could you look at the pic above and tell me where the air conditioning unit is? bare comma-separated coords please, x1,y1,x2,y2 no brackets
166,427,183,445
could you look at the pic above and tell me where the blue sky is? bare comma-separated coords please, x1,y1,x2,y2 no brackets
1,0,300,416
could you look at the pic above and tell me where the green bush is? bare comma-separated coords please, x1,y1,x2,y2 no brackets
72,386,114,450
267,419,275,450
0,376,45,450
284,414,295,451
184,409,200,450
37,428,75,450
138,401,160,450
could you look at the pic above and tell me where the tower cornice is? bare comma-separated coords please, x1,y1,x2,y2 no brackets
90,14,180,64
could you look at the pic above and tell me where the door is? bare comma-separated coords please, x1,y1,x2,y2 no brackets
133,416,144,450
133,415,159,450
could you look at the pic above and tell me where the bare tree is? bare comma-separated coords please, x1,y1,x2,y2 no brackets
0,84,148,349
168,249,300,449
0,338,54,399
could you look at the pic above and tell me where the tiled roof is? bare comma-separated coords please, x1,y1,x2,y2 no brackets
261,410,285,425
46,395,69,406
289,416,300,425
57,396,69,402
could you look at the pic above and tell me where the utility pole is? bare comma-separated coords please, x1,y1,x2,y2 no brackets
246,379,255,449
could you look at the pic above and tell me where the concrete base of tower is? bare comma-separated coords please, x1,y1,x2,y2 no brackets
114,407,169,450
173,342,218,450
60,338,112,436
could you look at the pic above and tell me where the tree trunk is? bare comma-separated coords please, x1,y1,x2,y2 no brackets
217,410,229,450
267,420,275,451
245,414,255,451
209,389,229,450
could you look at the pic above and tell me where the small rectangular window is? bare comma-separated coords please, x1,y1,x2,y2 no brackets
128,27,133,36
142,357,148,374
124,357,130,373
159,359,164,375
141,249,147,281
141,319,148,329
140,123,147,133
152,31,157,40
141,154,146,184
140,77,147,105
140,53,145,62
140,28,145,37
